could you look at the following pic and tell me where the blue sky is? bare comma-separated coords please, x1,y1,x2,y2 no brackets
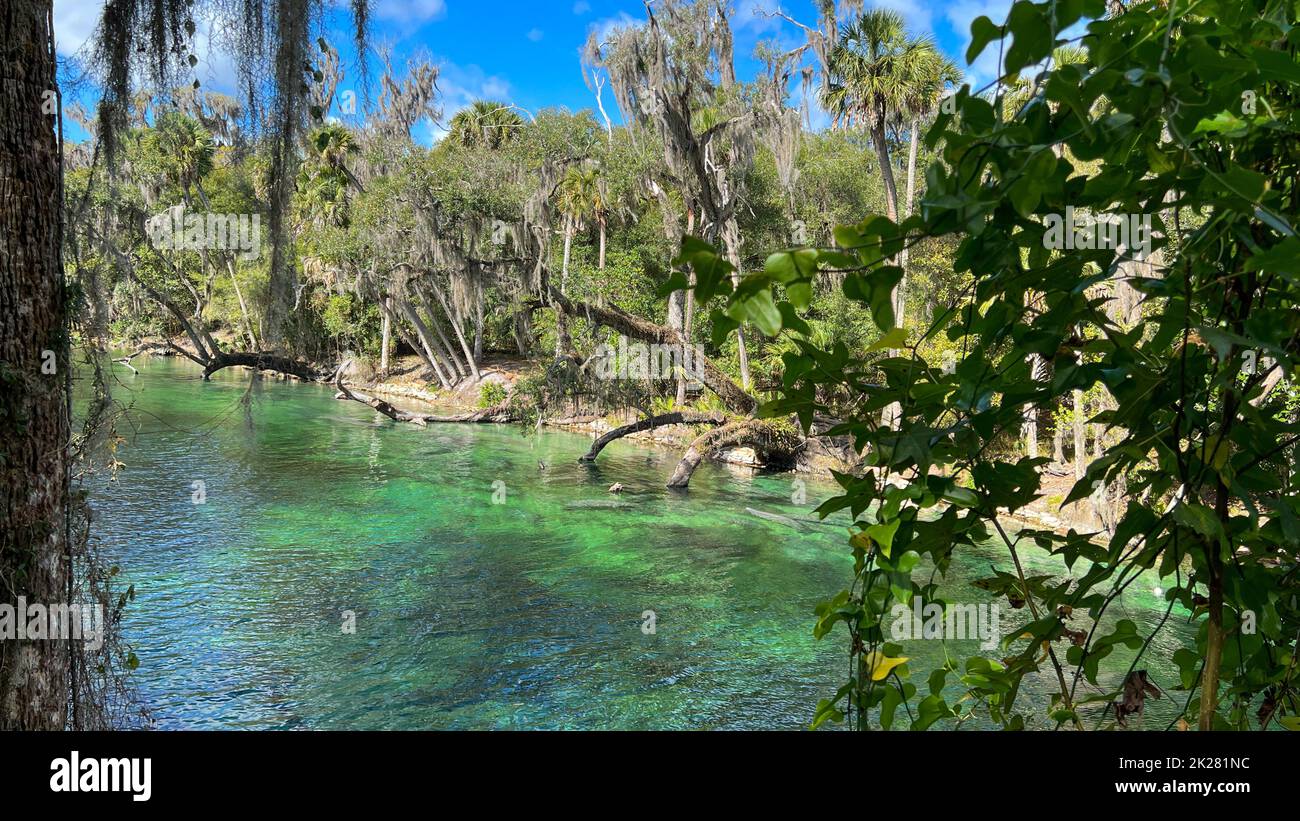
53,0,1016,142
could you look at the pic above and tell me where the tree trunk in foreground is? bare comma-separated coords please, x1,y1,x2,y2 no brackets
873,115,903,430
721,220,751,392
896,118,920,319
1072,388,1087,479
598,214,606,270
0,0,70,730
334,370,513,425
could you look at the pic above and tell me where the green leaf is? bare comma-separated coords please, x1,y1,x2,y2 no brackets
727,288,783,337
866,327,908,353
967,16,1003,65
1252,46,1300,85
866,519,902,558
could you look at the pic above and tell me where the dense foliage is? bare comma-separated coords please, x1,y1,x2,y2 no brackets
695,0,1300,730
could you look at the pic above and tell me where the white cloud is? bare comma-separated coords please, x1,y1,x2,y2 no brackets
53,0,104,57
849,0,1016,92
373,0,447,24
867,0,936,40
588,11,640,46
731,0,785,36
573,1,592,14
936,0,1014,89
428,60,514,143
54,0,241,97
527,28,545,42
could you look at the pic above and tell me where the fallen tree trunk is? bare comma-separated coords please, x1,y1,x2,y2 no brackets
578,411,725,463
665,419,801,488
334,368,515,425
202,351,323,382
418,405,516,423
547,285,757,416
335,376,428,425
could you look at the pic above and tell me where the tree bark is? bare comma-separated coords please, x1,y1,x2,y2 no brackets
872,119,900,222
425,278,480,380
897,118,920,316
1072,387,1087,480
379,299,391,374
473,281,484,361
334,370,513,425
598,213,607,270
721,219,752,391
202,351,322,382
225,256,258,350
414,287,467,380
0,0,70,730
397,299,453,388
677,203,696,406
873,117,903,429
558,215,574,358
1025,353,1044,459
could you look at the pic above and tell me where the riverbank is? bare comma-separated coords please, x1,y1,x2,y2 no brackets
119,335,1107,537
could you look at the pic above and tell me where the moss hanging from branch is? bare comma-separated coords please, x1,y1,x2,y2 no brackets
89,0,374,349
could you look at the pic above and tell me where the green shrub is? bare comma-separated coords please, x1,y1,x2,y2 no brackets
479,381,508,408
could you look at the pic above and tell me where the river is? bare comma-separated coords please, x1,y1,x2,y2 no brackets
82,356,1192,729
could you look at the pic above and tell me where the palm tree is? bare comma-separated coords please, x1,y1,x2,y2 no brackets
821,9,941,223
149,112,215,192
897,52,960,319
823,9,947,428
146,113,261,350
447,101,525,150
307,123,365,193
555,165,602,292
552,165,602,357
297,124,364,231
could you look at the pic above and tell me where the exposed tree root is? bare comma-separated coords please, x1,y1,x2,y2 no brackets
665,419,801,488
578,411,725,462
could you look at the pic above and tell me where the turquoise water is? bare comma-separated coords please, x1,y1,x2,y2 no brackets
82,357,1192,729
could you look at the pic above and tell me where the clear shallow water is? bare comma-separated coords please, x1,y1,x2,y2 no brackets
82,357,1192,729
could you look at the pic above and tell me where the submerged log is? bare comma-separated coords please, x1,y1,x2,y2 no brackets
578,411,725,462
